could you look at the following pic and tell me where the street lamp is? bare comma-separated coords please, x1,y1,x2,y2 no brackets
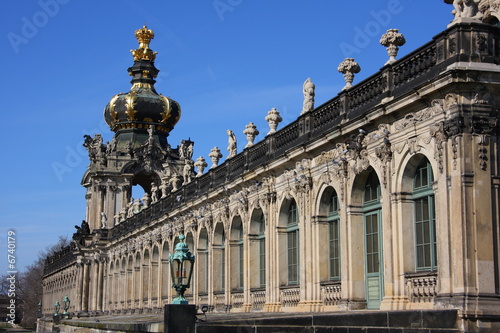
169,234,195,304
54,300,60,317
62,295,71,318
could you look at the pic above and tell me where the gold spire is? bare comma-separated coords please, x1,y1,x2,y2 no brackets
130,25,158,62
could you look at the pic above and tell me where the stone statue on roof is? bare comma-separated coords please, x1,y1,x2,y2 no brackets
444,0,482,22
301,78,315,114
227,130,237,158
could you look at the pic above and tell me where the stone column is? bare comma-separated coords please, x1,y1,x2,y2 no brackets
96,259,104,311
75,260,84,312
102,262,108,312
81,260,90,312
265,196,281,312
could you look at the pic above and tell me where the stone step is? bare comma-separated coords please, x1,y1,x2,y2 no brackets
196,310,461,333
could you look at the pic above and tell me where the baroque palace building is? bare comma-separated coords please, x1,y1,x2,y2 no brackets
43,4,500,331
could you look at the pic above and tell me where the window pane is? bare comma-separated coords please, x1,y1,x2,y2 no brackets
413,159,437,271
329,220,340,279
421,168,428,187
288,201,298,226
422,199,429,221
329,191,339,214
287,230,299,284
416,222,424,244
415,200,423,222
259,238,266,287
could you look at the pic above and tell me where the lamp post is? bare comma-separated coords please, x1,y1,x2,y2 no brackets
62,295,71,318
54,300,60,317
169,234,195,304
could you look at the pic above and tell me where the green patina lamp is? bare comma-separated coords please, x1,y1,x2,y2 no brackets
54,300,60,317
62,295,70,317
169,234,195,304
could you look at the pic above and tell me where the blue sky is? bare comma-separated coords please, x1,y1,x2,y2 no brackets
0,1,452,272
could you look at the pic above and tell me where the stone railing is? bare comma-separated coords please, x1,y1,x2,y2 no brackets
43,245,76,276
250,289,266,310
405,271,437,303
231,291,244,309
320,281,342,306
213,292,227,312
280,286,300,308
198,294,209,305
107,23,500,243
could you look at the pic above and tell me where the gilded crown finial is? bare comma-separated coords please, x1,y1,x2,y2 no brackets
135,25,154,49
131,25,158,62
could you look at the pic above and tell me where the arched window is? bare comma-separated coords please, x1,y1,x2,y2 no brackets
413,159,437,271
198,228,209,294
287,200,300,285
213,222,225,293
258,214,266,287
362,170,383,309
328,190,341,280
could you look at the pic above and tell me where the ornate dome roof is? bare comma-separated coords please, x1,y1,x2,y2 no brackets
104,26,181,136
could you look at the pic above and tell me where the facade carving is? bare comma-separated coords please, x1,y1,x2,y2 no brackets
42,21,500,331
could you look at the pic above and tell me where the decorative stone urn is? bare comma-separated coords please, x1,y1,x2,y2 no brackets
380,29,406,65
194,156,208,177
338,58,361,90
243,122,260,148
265,108,283,135
208,147,223,169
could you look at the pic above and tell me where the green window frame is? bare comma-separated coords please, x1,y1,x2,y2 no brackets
221,231,226,291
362,171,384,309
328,191,341,280
258,214,266,288
287,200,300,285
413,159,437,271
238,228,244,289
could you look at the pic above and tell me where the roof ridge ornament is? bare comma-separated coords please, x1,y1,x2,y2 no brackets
131,25,158,62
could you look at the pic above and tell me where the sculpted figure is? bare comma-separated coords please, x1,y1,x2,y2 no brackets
151,182,159,202
159,180,169,198
302,78,315,114
187,142,194,160
100,212,107,229
170,175,182,191
183,162,193,184
127,198,134,217
227,130,237,158
446,0,482,20
142,192,151,208
83,134,106,162
179,140,187,159
146,125,155,152
119,208,126,222
132,198,142,214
